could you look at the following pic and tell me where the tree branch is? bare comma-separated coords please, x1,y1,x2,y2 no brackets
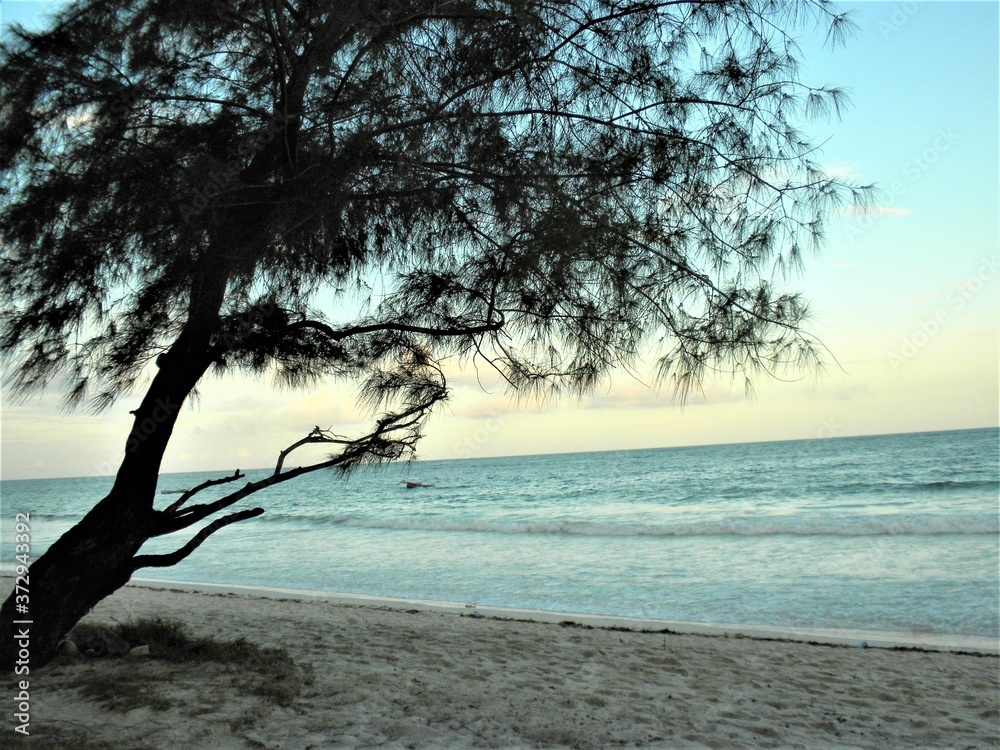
131,507,265,571
163,468,245,513
287,316,504,342
150,374,446,538
273,425,351,476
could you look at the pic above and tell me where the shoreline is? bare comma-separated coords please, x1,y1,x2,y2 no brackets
11,578,1000,749
130,576,1000,655
2,572,995,654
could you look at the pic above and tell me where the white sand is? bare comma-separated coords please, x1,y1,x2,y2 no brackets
132,577,1000,654
9,580,1000,749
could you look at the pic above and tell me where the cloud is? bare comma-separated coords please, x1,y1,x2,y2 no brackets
909,278,991,303
578,382,743,411
831,384,873,402
840,206,911,218
802,383,872,402
822,163,860,180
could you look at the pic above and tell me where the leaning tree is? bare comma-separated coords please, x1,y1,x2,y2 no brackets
0,0,868,669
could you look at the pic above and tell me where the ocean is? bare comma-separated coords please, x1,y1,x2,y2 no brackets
2,427,997,639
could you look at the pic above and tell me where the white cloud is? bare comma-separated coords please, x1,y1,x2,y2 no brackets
840,206,911,218
822,163,861,180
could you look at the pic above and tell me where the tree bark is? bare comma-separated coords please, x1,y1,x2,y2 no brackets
0,494,151,672
1,91,304,672
1,262,228,672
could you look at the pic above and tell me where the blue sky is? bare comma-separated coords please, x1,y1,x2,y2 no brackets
1,1,997,479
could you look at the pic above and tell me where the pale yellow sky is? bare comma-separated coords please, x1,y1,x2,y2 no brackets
2,312,996,479
1,2,998,480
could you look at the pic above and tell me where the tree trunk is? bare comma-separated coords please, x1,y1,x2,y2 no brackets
1,266,228,672
0,139,284,672
0,356,196,671
1,492,152,671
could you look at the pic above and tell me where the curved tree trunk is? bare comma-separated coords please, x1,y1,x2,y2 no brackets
1,109,301,671
0,355,204,671
0,493,151,672
1,265,228,672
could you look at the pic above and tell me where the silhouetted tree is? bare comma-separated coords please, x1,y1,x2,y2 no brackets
0,0,868,669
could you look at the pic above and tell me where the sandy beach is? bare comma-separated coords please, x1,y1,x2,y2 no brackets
4,580,998,749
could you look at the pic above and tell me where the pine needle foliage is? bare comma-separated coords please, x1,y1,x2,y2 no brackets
1,0,870,428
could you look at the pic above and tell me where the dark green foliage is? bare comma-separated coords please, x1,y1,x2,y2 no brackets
119,616,274,666
118,616,190,653
70,667,175,713
1,0,869,416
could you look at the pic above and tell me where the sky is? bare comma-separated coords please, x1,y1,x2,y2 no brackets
0,1,997,480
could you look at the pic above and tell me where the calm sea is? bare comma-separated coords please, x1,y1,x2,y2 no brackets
2,428,997,638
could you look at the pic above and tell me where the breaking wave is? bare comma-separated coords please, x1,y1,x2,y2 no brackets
254,511,998,538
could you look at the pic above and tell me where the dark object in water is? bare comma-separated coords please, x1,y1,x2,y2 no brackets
160,489,189,494
402,481,434,489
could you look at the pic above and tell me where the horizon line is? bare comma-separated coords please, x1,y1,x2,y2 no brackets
2,423,996,482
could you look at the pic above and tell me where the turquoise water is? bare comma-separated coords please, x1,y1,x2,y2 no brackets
2,428,997,637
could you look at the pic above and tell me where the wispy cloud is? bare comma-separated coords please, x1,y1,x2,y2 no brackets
909,279,990,303
802,383,872,402
450,397,520,419
579,383,742,411
840,206,911,218
822,163,860,180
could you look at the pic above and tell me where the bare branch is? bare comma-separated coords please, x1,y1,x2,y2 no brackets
287,317,504,342
131,507,265,571
273,425,351,476
163,468,245,513
151,370,447,538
